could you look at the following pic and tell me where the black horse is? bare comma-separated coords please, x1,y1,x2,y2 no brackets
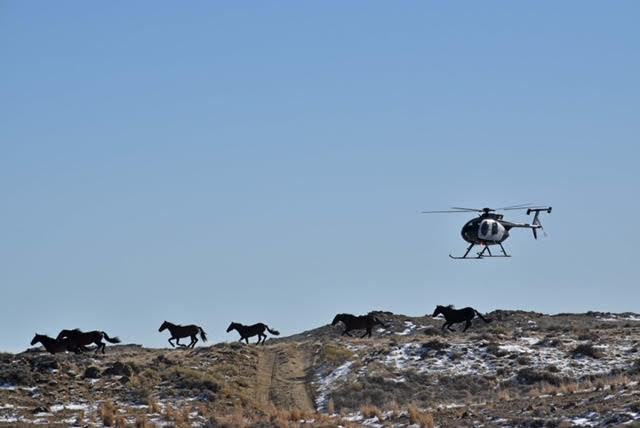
56,329,121,354
226,322,280,345
30,334,73,354
432,305,492,332
331,313,387,338
158,321,207,348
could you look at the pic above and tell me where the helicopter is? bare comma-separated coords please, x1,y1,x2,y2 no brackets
421,204,552,259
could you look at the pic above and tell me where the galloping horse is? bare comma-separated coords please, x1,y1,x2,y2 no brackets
158,321,207,348
432,305,492,332
226,322,280,345
331,313,387,338
30,334,72,354
56,329,121,354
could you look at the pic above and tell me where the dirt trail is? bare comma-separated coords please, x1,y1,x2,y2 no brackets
254,342,315,413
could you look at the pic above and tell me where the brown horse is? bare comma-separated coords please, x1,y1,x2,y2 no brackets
56,329,121,354
432,305,492,332
331,313,387,338
226,322,280,345
30,334,72,354
159,321,207,348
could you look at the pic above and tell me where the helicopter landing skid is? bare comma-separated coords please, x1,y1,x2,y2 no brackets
449,243,511,260
449,254,483,260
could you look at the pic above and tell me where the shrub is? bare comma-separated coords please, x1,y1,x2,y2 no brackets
31,356,59,372
0,365,35,386
571,343,602,359
422,327,441,336
83,366,101,379
165,367,220,395
322,344,355,366
103,361,134,377
421,340,449,352
516,368,561,386
484,343,507,357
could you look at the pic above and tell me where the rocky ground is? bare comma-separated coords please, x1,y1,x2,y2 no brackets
1,310,640,427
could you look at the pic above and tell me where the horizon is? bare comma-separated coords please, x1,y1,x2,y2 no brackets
2,1,639,353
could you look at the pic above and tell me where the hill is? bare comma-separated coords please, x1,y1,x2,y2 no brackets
1,310,640,427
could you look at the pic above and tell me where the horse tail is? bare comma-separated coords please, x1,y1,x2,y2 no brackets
474,310,492,324
199,327,208,342
102,332,121,343
374,317,387,328
266,326,280,336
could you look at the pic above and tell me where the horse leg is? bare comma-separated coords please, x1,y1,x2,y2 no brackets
463,320,472,332
360,330,369,338
447,324,456,332
441,321,448,330
168,337,175,347
190,335,198,348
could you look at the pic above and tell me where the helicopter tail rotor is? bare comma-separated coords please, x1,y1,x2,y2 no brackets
527,207,552,239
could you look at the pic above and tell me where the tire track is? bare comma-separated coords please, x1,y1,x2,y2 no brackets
254,343,315,412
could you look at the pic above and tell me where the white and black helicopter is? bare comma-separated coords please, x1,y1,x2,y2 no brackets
422,204,552,259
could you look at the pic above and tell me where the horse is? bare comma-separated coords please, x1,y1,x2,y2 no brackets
331,313,387,338
30,334,73,354
56,329,121,354
158,321,207,348
432,305,492,332
226,322,280,345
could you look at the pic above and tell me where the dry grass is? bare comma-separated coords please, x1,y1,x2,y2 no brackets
498,388,511,401
114,414,127,428
408,405,435,427
559,382,579,395
148,396,161,414
165,405,174,421
386,400,400,418
269,407,313,424
361,404,383,420
101,401,116,427
219,409,250,428
134,414,155,428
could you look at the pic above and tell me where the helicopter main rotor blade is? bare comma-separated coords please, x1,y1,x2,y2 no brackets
421,209,475,214
497,203,534,210
501,205,548,211
450,207,484,212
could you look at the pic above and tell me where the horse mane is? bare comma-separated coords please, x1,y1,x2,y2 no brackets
446,304,455,309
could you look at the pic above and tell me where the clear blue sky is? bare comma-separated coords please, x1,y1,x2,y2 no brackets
2,2,639,352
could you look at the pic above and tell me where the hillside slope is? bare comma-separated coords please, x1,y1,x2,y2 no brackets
1,310,640,426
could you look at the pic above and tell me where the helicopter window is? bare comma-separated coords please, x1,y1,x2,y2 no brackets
480,222,489,236
491,222,498,235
